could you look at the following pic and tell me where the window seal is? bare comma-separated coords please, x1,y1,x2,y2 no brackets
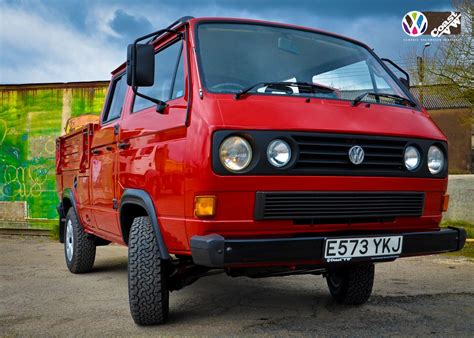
169,44,184,101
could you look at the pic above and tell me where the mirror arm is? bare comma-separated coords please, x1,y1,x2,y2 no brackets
132,86,168,114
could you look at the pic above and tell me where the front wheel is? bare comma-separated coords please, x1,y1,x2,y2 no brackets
326,264,375,305
128,216,169,326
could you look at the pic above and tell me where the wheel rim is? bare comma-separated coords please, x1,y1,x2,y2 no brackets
65,219,73,261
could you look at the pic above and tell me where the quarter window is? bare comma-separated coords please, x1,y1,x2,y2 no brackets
103,74,127,123
171,52,185,99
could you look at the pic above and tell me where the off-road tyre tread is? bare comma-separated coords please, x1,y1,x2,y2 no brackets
327,264,374,305
128,216,169,326
65,208,96,273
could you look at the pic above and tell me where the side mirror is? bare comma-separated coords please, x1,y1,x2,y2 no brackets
127,44,154,87
399,77,410,90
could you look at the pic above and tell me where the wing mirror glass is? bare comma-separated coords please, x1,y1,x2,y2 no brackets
127,44,155,87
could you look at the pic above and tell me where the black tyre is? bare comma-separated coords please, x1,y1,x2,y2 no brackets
64,208,96,273
128,216,169,326
326,264,375,305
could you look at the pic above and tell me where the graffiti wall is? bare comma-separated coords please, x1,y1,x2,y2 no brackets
0,82,108,226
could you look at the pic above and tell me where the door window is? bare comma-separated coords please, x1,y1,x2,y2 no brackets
133,41,184,112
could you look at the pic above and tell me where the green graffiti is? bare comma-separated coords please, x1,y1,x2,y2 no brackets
0,84,107,223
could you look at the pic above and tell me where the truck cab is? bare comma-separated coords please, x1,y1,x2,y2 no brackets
56,17,466,326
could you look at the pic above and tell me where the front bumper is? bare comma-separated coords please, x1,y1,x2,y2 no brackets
190,227,466,267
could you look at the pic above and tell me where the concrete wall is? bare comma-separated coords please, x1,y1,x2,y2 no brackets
444,175,474,223
0,82,108,227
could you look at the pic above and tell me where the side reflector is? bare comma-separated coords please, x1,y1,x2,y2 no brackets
441,194,449,212
194,195,216,218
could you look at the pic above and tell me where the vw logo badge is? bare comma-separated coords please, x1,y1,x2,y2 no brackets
348,145,364,165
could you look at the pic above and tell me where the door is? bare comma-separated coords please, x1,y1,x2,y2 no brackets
90,73,127,235
118,37,189,250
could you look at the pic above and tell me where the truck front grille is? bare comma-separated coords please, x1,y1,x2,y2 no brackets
292,134,406,173
212,130,448,178
254,191,425,221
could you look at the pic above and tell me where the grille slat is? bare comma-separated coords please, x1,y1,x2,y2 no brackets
266,202,423,207
265,194,423,199
299,150,348,156
298,159,349,164
264,205,423,211
365,153,403,158
255,192,425,221
360,161,403,166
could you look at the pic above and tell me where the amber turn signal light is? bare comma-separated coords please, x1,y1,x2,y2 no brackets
194,195,216,217
441,194,449,212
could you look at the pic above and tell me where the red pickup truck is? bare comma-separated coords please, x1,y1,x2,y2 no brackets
56,17,466,325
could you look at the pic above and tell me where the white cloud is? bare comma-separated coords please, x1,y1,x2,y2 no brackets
86,5,123,39
0,5,123,83
0,2,415,84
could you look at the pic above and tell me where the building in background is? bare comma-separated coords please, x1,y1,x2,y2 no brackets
0,82,471,229
0,81,108,229
410,85,472,174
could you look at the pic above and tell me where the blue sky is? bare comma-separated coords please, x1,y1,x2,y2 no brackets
0,0,454,84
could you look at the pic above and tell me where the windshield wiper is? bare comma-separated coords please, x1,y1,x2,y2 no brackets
234,82,335,100
352,92,417,107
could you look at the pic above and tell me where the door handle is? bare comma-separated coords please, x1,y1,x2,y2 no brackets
106,146,113,151
91,149,101,155
118,142,130,150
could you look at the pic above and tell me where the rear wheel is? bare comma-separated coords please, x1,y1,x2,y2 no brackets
326,264,374,305
64,208,96,273
128,216,169,326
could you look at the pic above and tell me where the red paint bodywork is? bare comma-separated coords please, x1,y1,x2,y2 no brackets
56,18,448,262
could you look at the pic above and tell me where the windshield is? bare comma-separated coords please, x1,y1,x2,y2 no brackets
196,23,412,106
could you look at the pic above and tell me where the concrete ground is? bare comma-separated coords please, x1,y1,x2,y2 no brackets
1,236,473,336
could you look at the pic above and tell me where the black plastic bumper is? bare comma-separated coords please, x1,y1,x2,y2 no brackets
190,227,467,267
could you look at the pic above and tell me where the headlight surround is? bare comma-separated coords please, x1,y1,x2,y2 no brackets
219,136,252,172
404,145,421,171
427,145,445,174
267,139,291,167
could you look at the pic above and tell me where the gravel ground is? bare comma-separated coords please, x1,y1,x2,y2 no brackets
1,236,473,336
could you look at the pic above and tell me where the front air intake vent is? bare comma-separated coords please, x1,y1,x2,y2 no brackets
255,191,425,220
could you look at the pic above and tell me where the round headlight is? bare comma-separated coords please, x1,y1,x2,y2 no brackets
219,136,252,172
267,139,291,167
404,146,420,170
427,145,444,174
